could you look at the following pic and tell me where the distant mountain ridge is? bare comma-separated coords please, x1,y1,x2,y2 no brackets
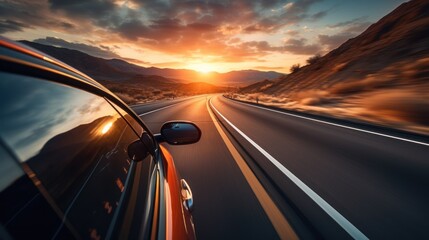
19,40,235,104
19,40,283,86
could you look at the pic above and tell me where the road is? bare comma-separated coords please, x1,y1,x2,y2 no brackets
132,95,429,239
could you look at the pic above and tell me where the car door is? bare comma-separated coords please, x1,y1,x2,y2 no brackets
0,72,157,239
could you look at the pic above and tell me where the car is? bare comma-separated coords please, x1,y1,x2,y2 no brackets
0,37,200,240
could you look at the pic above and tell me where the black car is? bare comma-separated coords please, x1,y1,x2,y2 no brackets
0,37,199,240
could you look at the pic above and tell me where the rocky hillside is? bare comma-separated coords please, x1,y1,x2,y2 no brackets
263,0,429,94
240,0,429,134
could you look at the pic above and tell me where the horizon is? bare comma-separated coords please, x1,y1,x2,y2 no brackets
1,0,406,74
22,39,286,76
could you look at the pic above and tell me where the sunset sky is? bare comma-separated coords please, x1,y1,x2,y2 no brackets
1,0,406,73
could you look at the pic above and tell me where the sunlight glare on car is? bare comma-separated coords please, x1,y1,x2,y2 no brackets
100,121,113,135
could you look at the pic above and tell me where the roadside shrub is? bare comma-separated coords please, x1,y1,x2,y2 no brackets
306,54,322,65
290,64,301,73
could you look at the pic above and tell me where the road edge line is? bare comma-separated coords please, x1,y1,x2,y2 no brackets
224,97,429,147
206,98,299,240
210,98,369,240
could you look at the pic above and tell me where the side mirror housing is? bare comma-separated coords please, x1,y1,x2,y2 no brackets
128,132,154,162
156,121,201,145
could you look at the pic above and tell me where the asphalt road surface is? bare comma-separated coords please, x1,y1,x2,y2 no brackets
132,95,429,240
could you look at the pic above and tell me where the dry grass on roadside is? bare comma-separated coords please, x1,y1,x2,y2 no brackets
234,58,429,135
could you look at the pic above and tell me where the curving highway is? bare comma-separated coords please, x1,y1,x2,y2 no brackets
132,95,429,240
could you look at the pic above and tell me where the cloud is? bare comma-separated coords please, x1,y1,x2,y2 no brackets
343,21,371,33
329,16,371,34
318,16,372,50
0,1,78,33
48,0,118,26
241,41,280,52
283,38,322,55
115,1,324,59
281,0,323,23
329,17,368,28
1,0,328,62
34,37,120,59
310,10,328,21
253,66,285,71
225,38,321,58
318,34,352,50
0,20,28,34
244,0,326,33
115,19,149,41
285,29,300,36
244,19,279,33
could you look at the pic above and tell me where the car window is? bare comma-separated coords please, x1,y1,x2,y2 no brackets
0,72,151,239
109,101,145,138
106,100,159,238
0,145,23,192
0,141,75,239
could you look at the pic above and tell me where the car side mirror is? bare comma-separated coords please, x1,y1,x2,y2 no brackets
157,121,201,145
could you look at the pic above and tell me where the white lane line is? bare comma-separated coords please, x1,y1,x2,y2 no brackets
226,97,429,147
209,99,369,240
138,103,179,116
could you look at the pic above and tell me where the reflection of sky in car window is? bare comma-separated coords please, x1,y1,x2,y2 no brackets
0,146,24,191
0,73,119,161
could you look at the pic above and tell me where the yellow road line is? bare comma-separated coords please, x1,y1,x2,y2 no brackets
206,98,299,240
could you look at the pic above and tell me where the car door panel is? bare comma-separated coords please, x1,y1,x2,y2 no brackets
0,73,154,239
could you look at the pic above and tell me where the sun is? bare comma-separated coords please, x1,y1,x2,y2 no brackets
188,63,216,74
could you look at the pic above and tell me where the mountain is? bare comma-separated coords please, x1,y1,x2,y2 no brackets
20,41,131,81
249,0,429,94
19,40,230,104
239,79,274,93
19,41,283,86
215,70,281,86
239,0,429,134
177,82,228,94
